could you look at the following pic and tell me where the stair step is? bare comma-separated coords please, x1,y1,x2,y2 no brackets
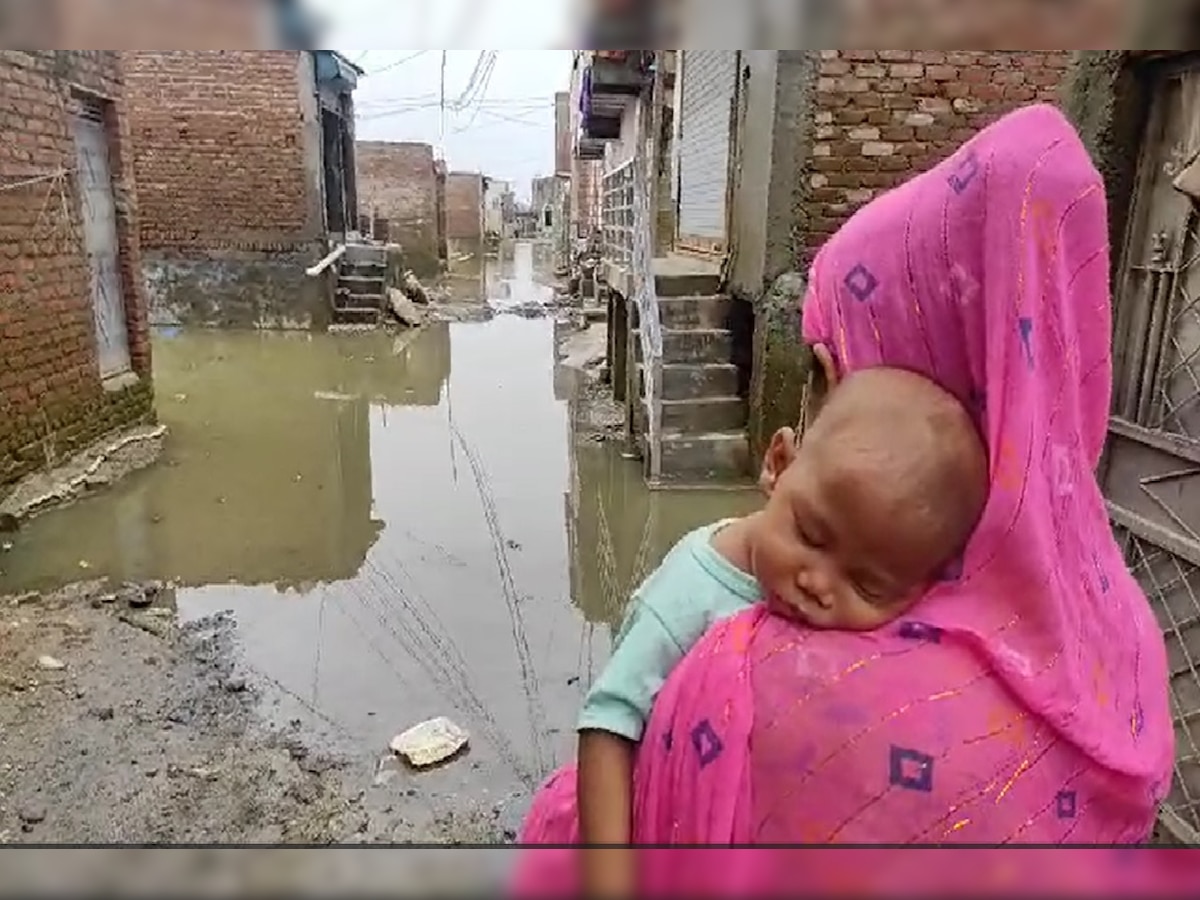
343,243,388,266
660,397,747,433
654,271,721,298
658,430,751,485
640,363,739,401
657,295,733,330
634,328,732,365
339,275,385,292
341,261,386,278
336,292,385,309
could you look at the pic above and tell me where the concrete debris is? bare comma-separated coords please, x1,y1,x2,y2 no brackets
390,717,469,769
386,287,425,329
120,581,162,609
36,655,66,671
18,805,46,826
401,270,430,306
0,424,168,526
117,612,171,640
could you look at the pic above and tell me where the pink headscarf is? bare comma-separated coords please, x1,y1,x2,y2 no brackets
512,104,1174,894
795,101,1171,795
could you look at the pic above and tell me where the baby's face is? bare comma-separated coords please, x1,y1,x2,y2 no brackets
749,438,949,631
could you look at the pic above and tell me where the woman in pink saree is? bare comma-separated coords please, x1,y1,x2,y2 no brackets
514,104,1174,890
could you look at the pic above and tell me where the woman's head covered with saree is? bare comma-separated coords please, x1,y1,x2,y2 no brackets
633,103,1173,851
513,105,1176,897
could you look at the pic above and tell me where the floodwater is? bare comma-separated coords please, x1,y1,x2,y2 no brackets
0,241,758,819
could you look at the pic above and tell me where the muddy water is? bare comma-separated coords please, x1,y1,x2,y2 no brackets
0,241,758,824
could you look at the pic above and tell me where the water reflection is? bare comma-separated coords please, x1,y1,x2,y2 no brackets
487,240,553,310
563,442,760,635
1,327,451,591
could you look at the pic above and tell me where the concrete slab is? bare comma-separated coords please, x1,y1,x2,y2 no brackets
652,253,721,278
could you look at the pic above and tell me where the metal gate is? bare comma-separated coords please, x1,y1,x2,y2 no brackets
1103,61,1200,844
72,99,130,378
676,50,738,253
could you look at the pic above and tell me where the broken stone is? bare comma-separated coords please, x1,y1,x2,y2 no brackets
390,717,469,769
401,270,430,305
12,592,40,607
18,805,45,825
222,675,248,694
118,612,170,639
120,583,152,608
91,705,115,721
386,287,425,328
36,655,65,671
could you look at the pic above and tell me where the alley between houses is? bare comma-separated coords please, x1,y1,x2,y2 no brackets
0,242,758,852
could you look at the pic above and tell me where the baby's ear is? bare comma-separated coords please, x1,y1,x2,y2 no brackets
760,427,798,496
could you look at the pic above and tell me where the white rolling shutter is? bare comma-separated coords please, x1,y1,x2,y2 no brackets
677,51,738,247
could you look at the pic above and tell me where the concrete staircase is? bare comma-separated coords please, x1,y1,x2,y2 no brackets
636,271,750,485
333,243,388,325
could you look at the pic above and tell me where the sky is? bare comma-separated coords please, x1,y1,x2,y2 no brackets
313,0,576,203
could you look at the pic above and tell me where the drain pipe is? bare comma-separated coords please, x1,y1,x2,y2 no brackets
306,242,346,277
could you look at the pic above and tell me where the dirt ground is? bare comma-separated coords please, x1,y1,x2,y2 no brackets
0,580,355,844
0,578,524,850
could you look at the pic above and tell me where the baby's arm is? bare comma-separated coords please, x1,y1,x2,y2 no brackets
579,731,636,896
577,596,692,895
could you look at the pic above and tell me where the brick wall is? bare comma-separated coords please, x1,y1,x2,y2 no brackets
0,51,155,489
123,50,317,253
356,140,440,277
434,159,447,258
571,158,603,240
445,172,483,243
555,91,571,176
801,50,1071,265
122,51,329,328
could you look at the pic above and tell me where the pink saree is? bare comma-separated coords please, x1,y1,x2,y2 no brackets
513,105,1174,892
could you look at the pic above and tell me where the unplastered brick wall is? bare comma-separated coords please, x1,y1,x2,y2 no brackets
571,157,602,239
445,172,483,243
356,141,440,276
123,50,318,253
801,50,1070,265
555,92,572,176
0,51,154,488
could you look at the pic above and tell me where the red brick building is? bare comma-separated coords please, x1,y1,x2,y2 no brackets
445,172,484,246
356,140,442,277
0,51,154,488
123,50,361,329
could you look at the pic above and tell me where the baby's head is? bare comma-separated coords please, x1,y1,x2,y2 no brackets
749,367,987,630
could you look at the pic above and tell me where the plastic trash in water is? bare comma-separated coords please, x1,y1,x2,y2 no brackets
389,717,469,768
